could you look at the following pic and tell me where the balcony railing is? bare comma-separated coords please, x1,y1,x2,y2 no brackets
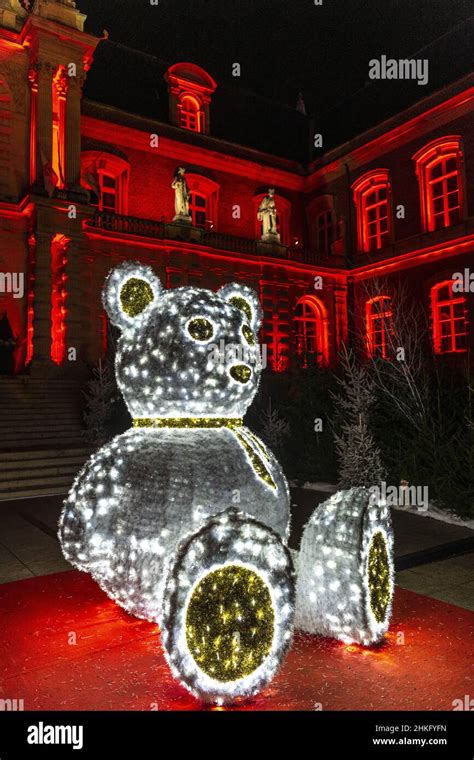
202,230,258,255
85,210,342,266
87,210,166,239
288,246,336,266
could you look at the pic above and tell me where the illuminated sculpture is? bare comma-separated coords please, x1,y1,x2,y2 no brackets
59,261,293,701
258,187,280,241
171,166,191,222
59,260,394,704
295,488,394,646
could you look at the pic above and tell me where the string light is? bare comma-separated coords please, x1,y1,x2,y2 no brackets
160,509,295,704
186,316,215,342
58,261,291,664
120,277,154,317
59,260,395,704
294,487,394,645
186,565,274,682
368,531,391,623
228,295,253,323
132,417,243,429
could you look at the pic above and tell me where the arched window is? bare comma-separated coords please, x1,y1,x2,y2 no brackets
431,280,468,354
413,137,464,232
352,170,392,253
80,152,130,214
186,174,219,229
253,192,291,244
366,296,393,359
294,296,329,365
178,94,202,132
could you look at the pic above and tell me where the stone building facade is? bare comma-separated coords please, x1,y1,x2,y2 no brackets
0,0,472,379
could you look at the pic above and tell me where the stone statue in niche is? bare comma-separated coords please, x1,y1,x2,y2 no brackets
171,166,191,222
258,187,280,241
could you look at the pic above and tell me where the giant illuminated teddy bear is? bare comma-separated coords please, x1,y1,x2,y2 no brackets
59,261,394,705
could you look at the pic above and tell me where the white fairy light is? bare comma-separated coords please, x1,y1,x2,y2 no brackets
159,509,295,705
58,261,292,693
58,260,396,704
294,487,394,645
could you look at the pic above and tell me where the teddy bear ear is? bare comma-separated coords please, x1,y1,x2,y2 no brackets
102,261,163,330
218,283,263,332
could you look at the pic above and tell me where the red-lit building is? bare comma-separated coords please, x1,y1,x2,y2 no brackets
0,0,473,381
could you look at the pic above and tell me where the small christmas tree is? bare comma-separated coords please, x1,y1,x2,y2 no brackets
333,345,386,488
83,359,116,444
335,412,386,488
259,398,290,457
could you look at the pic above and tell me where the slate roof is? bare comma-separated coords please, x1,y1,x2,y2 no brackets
83,16,474,168
83,40,312,165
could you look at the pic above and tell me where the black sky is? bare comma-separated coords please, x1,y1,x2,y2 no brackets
78,0,474,121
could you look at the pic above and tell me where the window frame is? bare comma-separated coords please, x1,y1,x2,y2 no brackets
80,152,130,215
188,190,208,228
315,208,334,256
306,194,340,257
294,295,329,366
430,280,468,354
178,93,203,133
186,174,220,230
366,295,393,359
413,136,465,233
352,170,392,253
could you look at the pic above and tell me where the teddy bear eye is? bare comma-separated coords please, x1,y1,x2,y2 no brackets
187,317,214,341
242,325,256,345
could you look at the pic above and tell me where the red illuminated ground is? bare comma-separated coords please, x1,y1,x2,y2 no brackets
0,570,472,711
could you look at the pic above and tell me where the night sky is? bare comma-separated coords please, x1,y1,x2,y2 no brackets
77,0,473,118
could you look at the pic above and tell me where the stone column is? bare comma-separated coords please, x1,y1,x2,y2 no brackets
34,62,53,188
30,231,53,371
64,238,88,374
27,66,39,186
52,65,68,188
65,74,82,189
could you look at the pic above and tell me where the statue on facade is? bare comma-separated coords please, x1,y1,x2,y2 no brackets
258,188,280,241
171,166,191,222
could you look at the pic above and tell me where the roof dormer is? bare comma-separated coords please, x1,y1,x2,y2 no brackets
164,62,217,135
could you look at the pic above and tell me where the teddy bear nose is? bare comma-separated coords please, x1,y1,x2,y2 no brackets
230,364,252,384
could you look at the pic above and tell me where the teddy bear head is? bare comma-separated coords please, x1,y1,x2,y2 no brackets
103,261,263,420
